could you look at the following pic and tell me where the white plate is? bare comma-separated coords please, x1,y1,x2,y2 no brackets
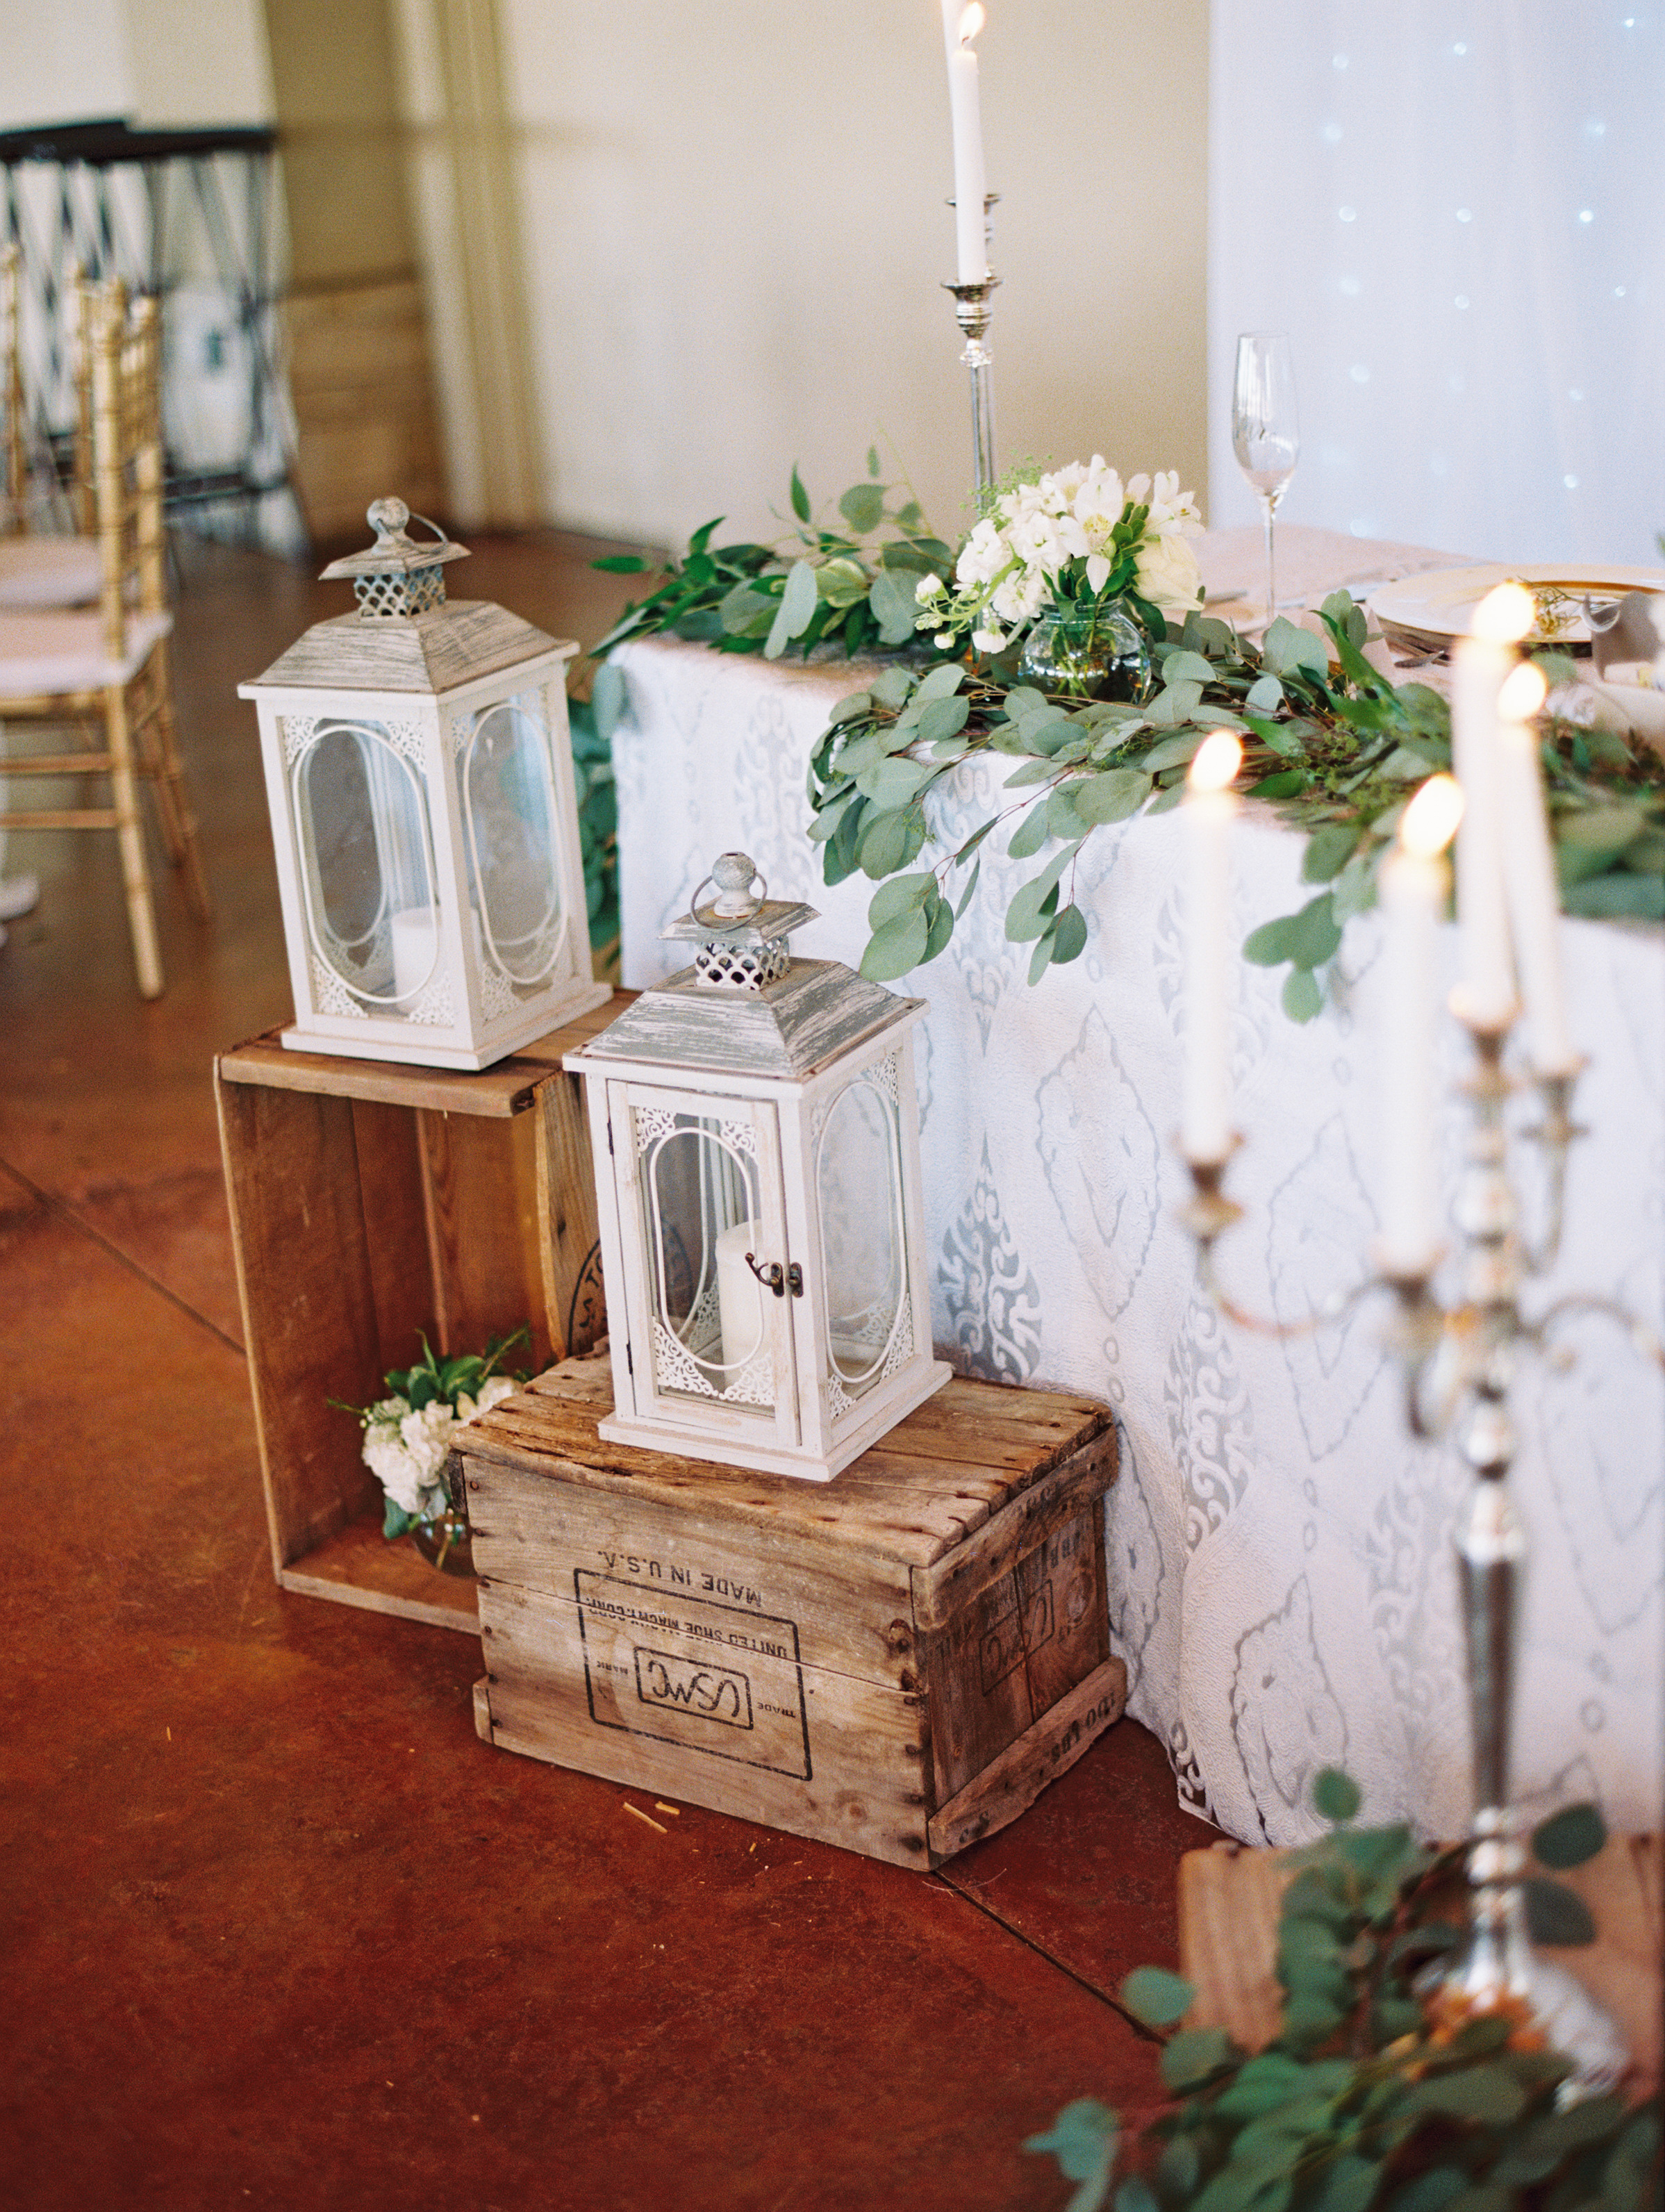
1368,563,1665,647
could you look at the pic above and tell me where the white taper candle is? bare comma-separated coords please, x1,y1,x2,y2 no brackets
942,2,988,285
1182,731,1242,1163
1496,660,1575,1075
1450,582,1531,1026
1377,774,1464,1276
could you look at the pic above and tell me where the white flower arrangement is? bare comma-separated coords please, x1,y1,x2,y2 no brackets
915,459,1204,655
334,1328,527,1541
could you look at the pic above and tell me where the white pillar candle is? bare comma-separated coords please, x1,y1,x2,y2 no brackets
390,905,437,1002
1496,661,1575,1075
1182,731,1243,1163
1450,582,1532,1027
941,2,988,285
714,1217,768,1374
1377,774,1464,1276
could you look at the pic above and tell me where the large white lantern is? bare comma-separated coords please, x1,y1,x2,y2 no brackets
565,852,949,1480
239,497,609,1069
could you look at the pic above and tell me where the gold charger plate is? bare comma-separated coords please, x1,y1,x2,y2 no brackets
1368,563,1665,647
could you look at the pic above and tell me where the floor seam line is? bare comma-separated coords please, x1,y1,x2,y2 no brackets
0,1155,246,1358
930,1871,1159,2037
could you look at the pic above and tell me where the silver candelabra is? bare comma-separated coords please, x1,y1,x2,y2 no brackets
1179,1003,1662,2093
943,193,999,501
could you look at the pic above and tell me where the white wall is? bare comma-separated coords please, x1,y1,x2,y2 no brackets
0,0,273,129
397,0,1211,547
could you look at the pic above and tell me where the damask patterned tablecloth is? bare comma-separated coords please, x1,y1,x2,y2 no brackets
607,526,1664,1850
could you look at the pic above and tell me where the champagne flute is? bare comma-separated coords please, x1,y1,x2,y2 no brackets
1232,333,1299,625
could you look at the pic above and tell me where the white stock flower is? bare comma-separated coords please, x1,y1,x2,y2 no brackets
1135,531,1204,616
971,626,1007,653
399,1400,457,1487
363,1423,426,1516
456,1375,517,1426
915,572,946,603
955,518,1007,586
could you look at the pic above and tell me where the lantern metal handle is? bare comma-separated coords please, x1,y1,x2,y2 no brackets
745,1251,804,1299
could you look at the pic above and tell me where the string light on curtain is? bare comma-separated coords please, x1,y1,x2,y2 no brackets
1209,5,1661,563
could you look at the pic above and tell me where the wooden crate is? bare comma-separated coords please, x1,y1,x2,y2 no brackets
215,1000,625,1632
459,1359,1127,1867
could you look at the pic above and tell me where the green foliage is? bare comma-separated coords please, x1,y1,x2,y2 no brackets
804,593,1665,1014
379,1323,529,1414
1029,1774,1643,2212
586,461,950,668
568,684,621,955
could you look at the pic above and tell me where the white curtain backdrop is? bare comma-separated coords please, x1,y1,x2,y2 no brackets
1208,3,1664,567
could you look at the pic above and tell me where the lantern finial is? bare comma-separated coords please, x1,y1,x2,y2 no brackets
665,850,819,990
319,494,470,621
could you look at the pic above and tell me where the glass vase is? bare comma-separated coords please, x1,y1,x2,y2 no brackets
412,1508,474,1577
1018,597,1150,702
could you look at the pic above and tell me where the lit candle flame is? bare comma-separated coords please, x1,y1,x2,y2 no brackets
1188,729,1243,794
1399,772,1464,859
1471,580,1536,643
958,2,985,44
1497,660,1548,719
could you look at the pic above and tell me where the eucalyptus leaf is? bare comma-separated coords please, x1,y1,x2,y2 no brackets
809,786,859,843
1147,679,1205,727
1313,1769,1361,1822
789,465,811,522
1331,850,1381,924
859,808,912,877
1048,786,1089,843
1160,2026,1236,2093
838,481,886,534
918,695,971,748
1120,1965,1196,2029
1162,650,1217,686
1557,805,1646,851
914,661,968,704
1029,926,1059,984
1532,1801,1607,1870
855,755,928,810
868,871,936,928
1025,2097,1119,2205
859,905,929,981
1262,618,1331,679
1077,768,1152,824
869,664,915,710
955,855,982,917
764,558,820,659
924,894,954,961
1142,730,1206,773
1303,826,1361,884
818,556,871,609
1008,806,1052,859
1523,1876,1597,1947
829,690,872,725
1007,873,1064,943
868,566,922,647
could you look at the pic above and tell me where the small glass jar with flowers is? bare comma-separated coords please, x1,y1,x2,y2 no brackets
914,459,1205,699
334,1328,528,1575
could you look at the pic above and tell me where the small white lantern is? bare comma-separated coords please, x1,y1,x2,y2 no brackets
239,497,610,1069
566,852,950,1481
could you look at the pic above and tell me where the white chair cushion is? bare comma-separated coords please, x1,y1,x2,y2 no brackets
0,536,104,610
0,607,174,695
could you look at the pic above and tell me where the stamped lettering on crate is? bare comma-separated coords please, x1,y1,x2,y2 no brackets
574,1571,812,1780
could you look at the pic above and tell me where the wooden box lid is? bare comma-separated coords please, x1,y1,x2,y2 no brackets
457,1359,1117,1584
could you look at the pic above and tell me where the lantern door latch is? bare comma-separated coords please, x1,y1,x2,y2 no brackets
745,1252,804,1299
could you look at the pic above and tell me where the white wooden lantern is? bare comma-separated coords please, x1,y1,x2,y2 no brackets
238,497,609,1070
565,852,950,1481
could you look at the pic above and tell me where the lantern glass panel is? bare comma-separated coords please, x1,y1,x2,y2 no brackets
637,1106,777,1412
457,691,567,996
815,1055,907,1395
289,716,440,1007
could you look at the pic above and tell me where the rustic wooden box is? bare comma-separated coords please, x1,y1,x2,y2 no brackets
460,1360,1127,1867
215,1000,623,1632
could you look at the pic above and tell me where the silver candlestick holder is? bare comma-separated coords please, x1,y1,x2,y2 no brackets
1179,1004,1663,2093
943,192,999,501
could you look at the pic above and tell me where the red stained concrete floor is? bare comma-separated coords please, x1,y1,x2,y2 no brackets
0,532,1217,2211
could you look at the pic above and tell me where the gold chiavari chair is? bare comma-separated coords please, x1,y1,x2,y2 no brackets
0,281,208,997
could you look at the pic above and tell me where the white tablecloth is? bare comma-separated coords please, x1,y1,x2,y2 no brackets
608,527,1664,1849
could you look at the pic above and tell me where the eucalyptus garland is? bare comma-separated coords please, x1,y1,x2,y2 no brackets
1027,1771,1658,2212
805,600,1665,1018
